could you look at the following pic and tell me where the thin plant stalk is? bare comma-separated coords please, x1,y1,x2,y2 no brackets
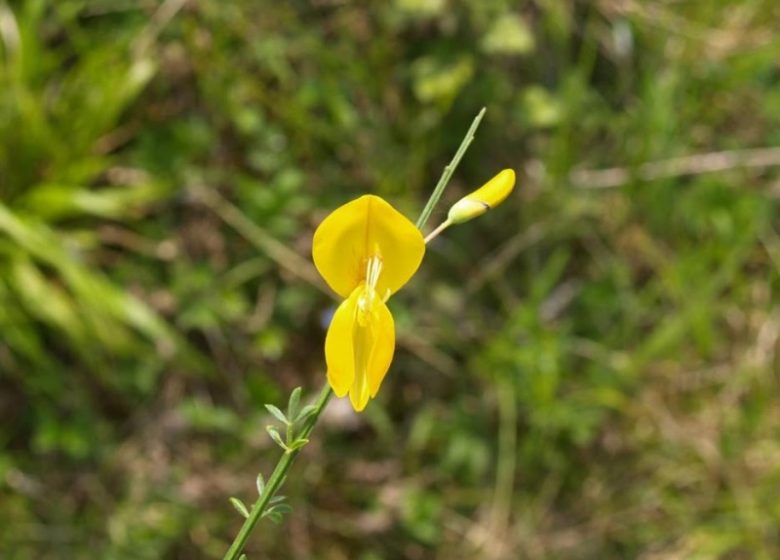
415,107,486,230
222,108,487,560
223,384,332,560
423,218,453,244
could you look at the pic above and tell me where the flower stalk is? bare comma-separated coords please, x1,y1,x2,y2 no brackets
423,218,453,244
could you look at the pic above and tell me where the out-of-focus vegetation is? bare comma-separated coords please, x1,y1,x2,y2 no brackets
2,0,780,558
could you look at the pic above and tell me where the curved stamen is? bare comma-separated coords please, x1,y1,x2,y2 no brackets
366,255,382,291
357,255,383,321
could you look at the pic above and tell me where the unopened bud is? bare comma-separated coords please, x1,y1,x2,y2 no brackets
447,169,515,224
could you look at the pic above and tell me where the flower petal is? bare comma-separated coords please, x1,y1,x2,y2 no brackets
366,297,394,398
313,195,425,298
324,288,360,397
348,289,395,411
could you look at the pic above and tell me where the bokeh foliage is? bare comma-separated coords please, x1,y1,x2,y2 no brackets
2,0,780,558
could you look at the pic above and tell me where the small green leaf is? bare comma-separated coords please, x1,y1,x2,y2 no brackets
268,503,293,515
262,503,292,524
266,425,288,450
287,438,309,451
256,473,265,496
287,387,302,420
295,404,317,423
264,404,288,425
230,497,250,519
269,495,286,505
239,555,247,560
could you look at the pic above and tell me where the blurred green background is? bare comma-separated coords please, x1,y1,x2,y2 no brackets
2,0,780,558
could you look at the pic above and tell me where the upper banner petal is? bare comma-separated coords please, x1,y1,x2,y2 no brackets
313,195,425,298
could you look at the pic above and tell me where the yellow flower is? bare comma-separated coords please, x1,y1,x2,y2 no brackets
447,168,515,224
312,195,425,411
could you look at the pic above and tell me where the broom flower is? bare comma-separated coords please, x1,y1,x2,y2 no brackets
312,195,425,411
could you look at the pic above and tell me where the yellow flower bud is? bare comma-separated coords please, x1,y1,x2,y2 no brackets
447,169,515,224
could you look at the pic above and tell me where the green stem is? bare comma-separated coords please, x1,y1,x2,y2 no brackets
415,107,487,230
222,384,333,560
